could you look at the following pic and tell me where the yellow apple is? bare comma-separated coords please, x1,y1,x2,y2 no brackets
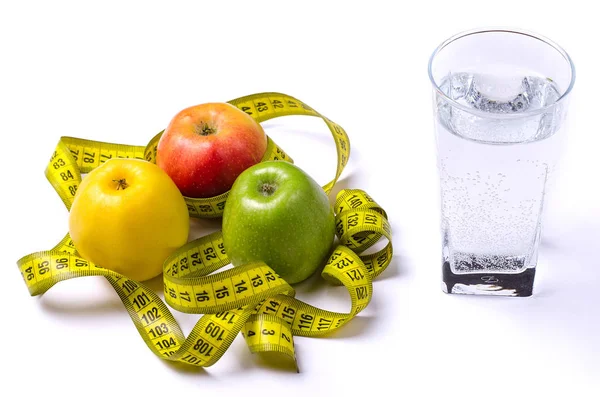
68,159,190,281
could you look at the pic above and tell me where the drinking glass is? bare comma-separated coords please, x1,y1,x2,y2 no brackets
428,28,575,296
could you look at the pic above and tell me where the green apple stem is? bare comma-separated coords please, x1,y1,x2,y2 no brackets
261,182,277,196
113,178,129,190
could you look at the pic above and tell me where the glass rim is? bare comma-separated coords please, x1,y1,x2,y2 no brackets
427,27,576,119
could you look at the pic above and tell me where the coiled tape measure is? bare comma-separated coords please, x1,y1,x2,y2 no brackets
17,92,393,369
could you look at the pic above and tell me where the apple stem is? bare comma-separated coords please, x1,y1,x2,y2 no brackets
113,178,129,190
196,122,217,136
261,183,277,196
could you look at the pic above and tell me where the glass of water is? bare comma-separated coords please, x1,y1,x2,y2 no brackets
428,29,575,296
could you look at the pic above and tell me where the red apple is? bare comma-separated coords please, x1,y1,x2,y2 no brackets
156,102,268,198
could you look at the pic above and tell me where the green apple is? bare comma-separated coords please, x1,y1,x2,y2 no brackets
222,161,335,284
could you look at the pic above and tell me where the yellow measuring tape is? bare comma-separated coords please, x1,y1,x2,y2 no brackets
17,93,393,369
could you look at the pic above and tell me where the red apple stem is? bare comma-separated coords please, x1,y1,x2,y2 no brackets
195,122,217,136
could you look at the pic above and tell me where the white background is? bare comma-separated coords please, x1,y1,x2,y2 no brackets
1,1,598,395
